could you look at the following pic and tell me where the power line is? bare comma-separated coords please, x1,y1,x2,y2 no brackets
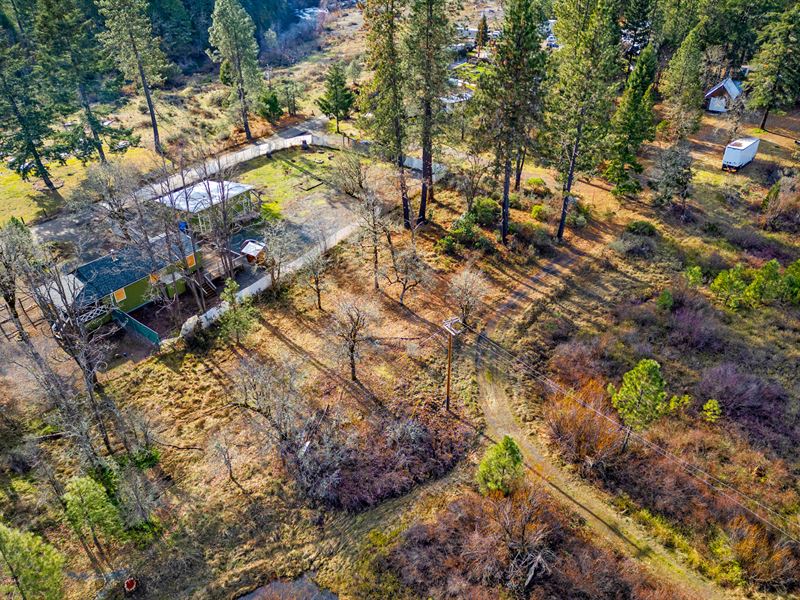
460,322,800,544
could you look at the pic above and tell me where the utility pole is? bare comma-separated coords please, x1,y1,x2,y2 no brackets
442,317,463,411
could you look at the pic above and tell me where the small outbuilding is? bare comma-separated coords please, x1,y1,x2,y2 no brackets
151,180,259,235
704,77,743,113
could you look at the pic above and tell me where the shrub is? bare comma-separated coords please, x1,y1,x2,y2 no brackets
609,232,657,258
784,259,800,305
531,203,552,222
696,363,792,452
435,234,458,255
525,176,550,197
711,264,751,309
508,192,525,210
702,399,722,423
626,220,657,236
684,265,703,287
668,305,724,352
545,380,621,477
656,289,674,311
470,196,501,227
476,435,523,495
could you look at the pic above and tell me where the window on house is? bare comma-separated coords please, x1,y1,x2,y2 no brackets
113,288,127,303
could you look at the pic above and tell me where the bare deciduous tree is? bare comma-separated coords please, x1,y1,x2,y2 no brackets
448,268,489,325
260,219,298,290
301,231,330,310
383,238,426,305
331,298,375,381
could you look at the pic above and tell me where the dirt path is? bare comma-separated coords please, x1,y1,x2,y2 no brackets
474,250,731,600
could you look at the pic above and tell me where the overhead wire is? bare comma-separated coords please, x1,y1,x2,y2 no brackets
456,320,800,543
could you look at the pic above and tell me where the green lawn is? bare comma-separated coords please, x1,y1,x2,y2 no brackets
0,146,159,225
237,147,340,217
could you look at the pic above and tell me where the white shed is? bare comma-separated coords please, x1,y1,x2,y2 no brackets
704,77,743,113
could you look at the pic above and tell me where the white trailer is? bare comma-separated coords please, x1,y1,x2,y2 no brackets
722,137,760,172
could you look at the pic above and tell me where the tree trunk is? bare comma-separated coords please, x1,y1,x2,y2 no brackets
0,543,27,600
514,147,526,192
349,348,357,381
417,99,433,225
0,72,61,198
501,156,511,245
556,119,585,241
78,82,106,163
621,426,631,452
397,154,411,229
132,35,162,155
372,229,379,291
760,106,770,130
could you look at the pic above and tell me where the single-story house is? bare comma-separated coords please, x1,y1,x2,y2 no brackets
704,77,743,113
72,233,200,320
151,180,260,235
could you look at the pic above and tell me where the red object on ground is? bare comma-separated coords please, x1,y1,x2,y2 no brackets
124,578,138,594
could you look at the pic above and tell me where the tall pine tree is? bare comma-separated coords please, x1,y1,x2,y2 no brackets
35,0,136,164
404,0,453,223
362,0,412,227
98,0,171,155
476,0,547,244
476,13,489,52
604,44,656,195
0,522,64,600
0,31,65,195
317,62,355,133
208,0,264,142
661,22,705,138
544,0,620,241
747,3,800,129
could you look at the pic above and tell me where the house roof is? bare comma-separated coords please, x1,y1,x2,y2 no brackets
705,77,743,100
151,180,254,214
73,234,195,304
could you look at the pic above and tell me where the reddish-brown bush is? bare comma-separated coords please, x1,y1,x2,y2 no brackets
696,363,797,457
667,305,724,352
544,380,623,478
727,516,800,590
388,484,695,599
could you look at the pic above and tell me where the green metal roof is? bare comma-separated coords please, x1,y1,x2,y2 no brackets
74,234,195,304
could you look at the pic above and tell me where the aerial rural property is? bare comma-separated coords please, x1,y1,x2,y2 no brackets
1,0,800,598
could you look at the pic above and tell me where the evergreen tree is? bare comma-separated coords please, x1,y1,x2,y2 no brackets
149,0,193,61
97,0,171,155
608,358,668,450
475,0,547,244
661,22,705,138
0,32,65,195
35,0,136,164
3,0,35,45
257,85,283,124
404,0,453,222
316,62,356,133
544,0,620,242
621,0,655,70
476,13,489,51
0,522,64,600
604,44,656,196
476,435,524,495
218,278,257,344
63,476,123,564
362,0,412,227
208,0,264,142
655,141,693,213
657,0,701,51
278,78,301,116
747,3,800,130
